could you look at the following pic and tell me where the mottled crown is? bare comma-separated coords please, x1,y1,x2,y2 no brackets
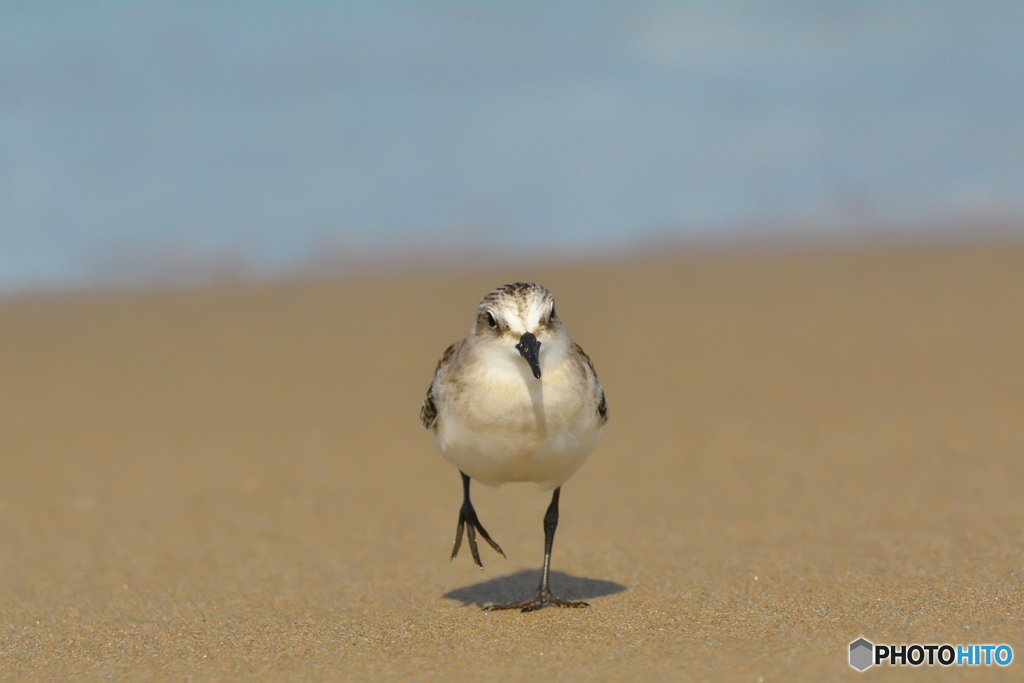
478,282,552,309
475,282,558,335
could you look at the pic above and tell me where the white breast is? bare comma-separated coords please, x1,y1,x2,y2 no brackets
434,353,602,489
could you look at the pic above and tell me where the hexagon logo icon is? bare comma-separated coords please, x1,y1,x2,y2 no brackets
849,638,874,671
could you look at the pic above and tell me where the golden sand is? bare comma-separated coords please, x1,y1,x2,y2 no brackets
2,243,1022,680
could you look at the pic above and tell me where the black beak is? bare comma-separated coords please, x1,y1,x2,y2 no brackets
515,332,542,379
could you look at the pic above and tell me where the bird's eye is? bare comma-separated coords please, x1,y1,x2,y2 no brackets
486,311,498,328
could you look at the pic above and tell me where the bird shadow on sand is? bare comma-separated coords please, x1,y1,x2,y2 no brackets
443,569,627,608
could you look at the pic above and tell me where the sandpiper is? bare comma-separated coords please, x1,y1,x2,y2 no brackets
421,282,607,612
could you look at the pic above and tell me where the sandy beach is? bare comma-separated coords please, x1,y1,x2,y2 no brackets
2,242,1022,680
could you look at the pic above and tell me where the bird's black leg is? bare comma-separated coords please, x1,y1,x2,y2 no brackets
483,487,589,612
451,472,504,569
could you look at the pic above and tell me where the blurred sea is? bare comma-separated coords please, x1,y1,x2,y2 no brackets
2,2,1023,292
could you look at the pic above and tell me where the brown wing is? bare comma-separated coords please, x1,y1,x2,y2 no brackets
574,342,608,425
420,341,461,429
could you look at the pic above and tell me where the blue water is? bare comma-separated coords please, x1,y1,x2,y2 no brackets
2,2,1023,292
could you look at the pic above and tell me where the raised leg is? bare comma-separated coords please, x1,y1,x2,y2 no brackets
451,472,504,569
483,487,589,612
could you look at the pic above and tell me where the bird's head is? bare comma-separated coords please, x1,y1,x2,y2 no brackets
471,282,567,380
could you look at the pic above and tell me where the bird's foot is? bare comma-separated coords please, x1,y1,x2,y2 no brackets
451,500,504,569
483,587,589,613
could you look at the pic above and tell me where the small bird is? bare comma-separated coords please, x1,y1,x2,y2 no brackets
421,282,607,612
